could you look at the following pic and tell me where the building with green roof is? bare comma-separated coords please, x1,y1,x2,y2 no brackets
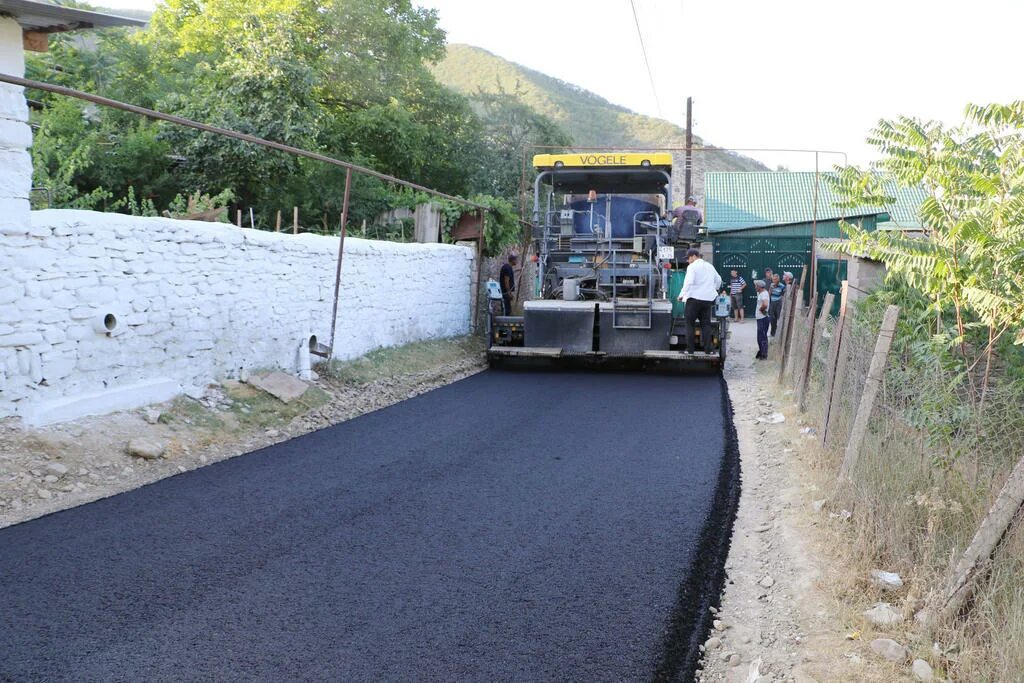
703,171,926,315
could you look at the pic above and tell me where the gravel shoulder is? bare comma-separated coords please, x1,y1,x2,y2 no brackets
698,322,899,683
0,336,485,529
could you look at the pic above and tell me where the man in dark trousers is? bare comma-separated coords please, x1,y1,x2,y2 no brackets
499,253,517,316
677,248,722,354
768,273,786,336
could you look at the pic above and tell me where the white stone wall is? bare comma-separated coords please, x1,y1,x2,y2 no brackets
0,17,32,234
1,210,474,425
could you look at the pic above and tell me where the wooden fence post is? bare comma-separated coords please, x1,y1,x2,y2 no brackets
789,294,814,386
916,452,1024,630
236,209,241,228
778,288,802,382
838,304,900,481
820,281,849,447
293,206,299,235
275,210,282,232
797,292,833,412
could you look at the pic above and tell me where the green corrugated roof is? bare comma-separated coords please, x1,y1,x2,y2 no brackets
704,171,926,232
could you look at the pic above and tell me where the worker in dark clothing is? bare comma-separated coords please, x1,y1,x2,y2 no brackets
499,253,517,316
768,273,786,336
670,196,703,242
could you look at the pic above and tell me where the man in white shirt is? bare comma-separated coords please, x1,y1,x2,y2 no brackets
677,248,722,354
755,279,770,359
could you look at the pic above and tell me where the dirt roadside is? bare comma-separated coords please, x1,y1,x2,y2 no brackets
0,337,485,530
698,321,907,683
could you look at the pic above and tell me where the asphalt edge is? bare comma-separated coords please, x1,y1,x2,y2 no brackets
652,372,743,682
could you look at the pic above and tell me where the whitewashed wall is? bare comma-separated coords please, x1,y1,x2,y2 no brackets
1,209,474,425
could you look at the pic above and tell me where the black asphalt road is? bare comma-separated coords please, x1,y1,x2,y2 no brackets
0,371,739,682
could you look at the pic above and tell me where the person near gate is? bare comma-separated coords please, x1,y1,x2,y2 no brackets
755,280,770,359
678,248,722,354
768,273,786,337
499,253,517,316
728,269,747,322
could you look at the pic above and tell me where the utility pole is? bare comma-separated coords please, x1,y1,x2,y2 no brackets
684,97,693,202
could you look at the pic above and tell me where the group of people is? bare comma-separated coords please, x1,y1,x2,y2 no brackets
723,267,793,360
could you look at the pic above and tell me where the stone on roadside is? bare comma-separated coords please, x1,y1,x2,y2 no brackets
45,462,69,478
911,658,934,682
248,371,310,404
142,407,162,424
43,474,58,484
713,619,726,631
727,653,741,667
759,575,775,588
37,488,52,500
864,602,903,628
870,569,904,591
182,385,206,401
759,412,785,424
870,638,909,662
811,498,827,513
705,636,722,650
126,438,166,460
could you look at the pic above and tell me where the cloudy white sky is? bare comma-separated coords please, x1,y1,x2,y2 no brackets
98,0,1023,170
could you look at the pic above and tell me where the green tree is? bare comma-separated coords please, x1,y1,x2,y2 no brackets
831,102,1024,398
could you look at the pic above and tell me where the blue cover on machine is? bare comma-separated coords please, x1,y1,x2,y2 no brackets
569,197,658,238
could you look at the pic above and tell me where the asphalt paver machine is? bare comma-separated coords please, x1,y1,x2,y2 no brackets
487,152,727,371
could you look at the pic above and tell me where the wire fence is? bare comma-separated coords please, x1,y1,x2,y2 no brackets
776,295,1024,680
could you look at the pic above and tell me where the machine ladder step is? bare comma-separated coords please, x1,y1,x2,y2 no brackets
612,298,653,330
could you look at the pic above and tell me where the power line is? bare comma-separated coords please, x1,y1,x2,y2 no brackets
628,0,663,118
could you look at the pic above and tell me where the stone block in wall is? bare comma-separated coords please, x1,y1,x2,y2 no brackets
0,148,31,199
0,332,44,347
0,198,30,234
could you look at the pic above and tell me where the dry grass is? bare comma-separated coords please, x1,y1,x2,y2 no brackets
783,308,1024,682
318,335,484,385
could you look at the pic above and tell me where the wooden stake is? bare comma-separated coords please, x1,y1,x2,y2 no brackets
236,209,241,228
798,292,834,412
838,304,900,481
917,453,1024,629
275,210,282,232
820,281,849,447
293,206,298,235
793,294,816,390
778,287,802,381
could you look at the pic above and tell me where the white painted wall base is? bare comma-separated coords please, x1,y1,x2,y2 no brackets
18,377,180,427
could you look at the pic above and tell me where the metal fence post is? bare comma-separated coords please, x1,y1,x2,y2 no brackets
328,168,353,357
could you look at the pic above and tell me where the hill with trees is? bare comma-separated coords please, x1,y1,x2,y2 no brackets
432,44,767,173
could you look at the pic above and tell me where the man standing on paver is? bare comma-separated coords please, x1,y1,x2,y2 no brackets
499,253,517,316
678,248,722,354
768,273,786,337
728,269,747,322
755,279,770,359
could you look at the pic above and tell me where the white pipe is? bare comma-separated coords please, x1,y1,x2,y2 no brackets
297,336,312,380
91,312,118,335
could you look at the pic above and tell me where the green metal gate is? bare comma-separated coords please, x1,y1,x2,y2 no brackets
713,236,812,315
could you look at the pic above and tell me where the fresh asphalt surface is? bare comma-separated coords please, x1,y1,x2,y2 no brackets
0,370,738,682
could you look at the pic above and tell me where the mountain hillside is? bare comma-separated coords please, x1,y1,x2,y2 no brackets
431,44,768,196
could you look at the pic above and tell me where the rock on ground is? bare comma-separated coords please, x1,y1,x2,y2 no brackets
912,658,934,682
248,371,309,404
870,569,904,591
864,602,903,628
870,638,909,662
126,438,166,460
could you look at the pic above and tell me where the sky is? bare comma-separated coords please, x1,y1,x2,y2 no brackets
97,0,1024,170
